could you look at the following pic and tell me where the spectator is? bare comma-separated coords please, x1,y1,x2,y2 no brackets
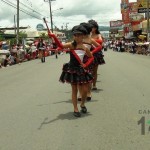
3,54,9,67
8,53,15,65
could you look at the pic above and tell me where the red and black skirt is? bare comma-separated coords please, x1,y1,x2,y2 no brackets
59,63,93,84
93,51,105,65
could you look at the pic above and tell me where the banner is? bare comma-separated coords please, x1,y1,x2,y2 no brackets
110,20,123,27
121,0,129,13
137,0,150,13
122,10,130,24
129,2,138,13
129,13,144,23
121,0,129,3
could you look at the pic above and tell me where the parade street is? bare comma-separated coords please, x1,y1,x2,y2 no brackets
0,50,150,150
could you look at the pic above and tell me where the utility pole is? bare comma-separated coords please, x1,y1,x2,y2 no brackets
147,0,149,41
44,0,55,33
14,15,16,35
48,0,53,32
17,0,19,44
65,23,69,40
65,23,69,30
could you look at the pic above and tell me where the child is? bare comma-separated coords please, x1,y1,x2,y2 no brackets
48,25,94,117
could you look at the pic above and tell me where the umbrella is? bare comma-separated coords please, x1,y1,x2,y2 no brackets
135,42,144,46
26,40,34,44
25,45,30,48
0,50,10,55
138,35,146,40
144,42,150,45
19,49,25,52
11,49,17,53
30,46,37,52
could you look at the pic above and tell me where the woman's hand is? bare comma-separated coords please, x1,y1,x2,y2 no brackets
80,62,85,68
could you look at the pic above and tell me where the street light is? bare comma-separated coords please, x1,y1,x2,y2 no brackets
51,7,63,31
52,7,63,13
44,0,55,33
147,0,150,41
17,0,19,44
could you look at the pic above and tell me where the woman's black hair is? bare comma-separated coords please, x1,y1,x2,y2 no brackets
71,25,87,48
71,25,87,35
71,40,77,49
88,19,100,34
80,22,92,35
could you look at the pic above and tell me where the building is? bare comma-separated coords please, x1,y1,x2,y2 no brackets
0,26,66,41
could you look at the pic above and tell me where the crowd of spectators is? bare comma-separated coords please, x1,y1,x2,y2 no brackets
0,39,58,68
106,39,150,56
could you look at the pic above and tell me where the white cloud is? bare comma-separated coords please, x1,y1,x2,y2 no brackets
0,0,137,30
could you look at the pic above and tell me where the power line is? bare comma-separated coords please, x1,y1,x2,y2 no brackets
18,0,44,16
1,0,42,20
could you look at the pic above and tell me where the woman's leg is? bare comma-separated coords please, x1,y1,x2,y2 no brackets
39,50,42,59
55,50,58,59
87,82,92,100
78,83,91,101
77,84,82,101
80,83,88,107
43,50,45,62
71,84,78,112
92,65,98,88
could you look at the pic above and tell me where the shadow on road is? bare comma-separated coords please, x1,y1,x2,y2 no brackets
52,99,72,104
53,98,100,104
38,112,92,130
85,99,99,103
92,88,103,93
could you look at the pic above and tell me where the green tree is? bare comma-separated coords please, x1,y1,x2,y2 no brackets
19,31,27,44
0,34,4,41
9,31,27,46
39,32,49,40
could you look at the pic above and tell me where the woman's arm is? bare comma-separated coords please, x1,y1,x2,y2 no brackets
84,46,93,57
91,38,100,47
82,45,94,68
56,42,72,51
91,45,102,54
48,33,63,49
94,34,103,45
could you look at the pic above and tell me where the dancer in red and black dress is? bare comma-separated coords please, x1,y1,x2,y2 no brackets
77,22,102,101
88,20,105,90
48,25,94,117
37,38,46,63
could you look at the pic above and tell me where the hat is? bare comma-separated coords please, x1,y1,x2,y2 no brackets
72,25,87,35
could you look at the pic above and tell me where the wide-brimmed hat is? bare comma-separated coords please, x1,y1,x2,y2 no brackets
72,25,87,35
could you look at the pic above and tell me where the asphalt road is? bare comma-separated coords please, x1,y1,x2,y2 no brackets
0,51,150,150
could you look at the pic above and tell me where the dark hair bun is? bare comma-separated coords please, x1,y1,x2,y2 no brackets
80,22,92,34
72,25,87,35
88,19,98,28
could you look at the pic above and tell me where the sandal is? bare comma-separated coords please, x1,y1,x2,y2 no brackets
78,97,81,101
86,96,92,101
92,87,97,90
74,111,81,117
80,106,87,113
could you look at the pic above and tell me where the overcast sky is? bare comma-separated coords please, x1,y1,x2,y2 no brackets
0,0,136,30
